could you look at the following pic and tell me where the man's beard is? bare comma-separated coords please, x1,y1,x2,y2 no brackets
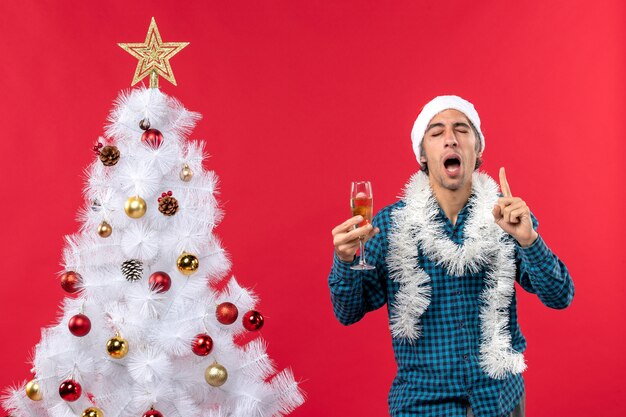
437,172,467,191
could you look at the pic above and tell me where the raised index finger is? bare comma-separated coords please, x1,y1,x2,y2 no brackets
499,167,513,197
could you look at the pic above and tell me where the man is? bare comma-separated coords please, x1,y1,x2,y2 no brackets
328,95,574,417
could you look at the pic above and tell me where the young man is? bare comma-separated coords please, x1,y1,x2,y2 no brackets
329,95,574,417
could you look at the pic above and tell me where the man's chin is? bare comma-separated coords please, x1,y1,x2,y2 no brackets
439,175,467,191
442,182,462,191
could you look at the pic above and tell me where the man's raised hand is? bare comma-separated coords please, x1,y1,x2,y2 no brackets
492,167,538,247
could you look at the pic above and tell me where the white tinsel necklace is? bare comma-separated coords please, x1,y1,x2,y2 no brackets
386,171,526,379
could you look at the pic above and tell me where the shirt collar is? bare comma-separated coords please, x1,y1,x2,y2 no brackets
435,194,475,237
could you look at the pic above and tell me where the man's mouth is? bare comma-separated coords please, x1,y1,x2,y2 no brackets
443,154,462,176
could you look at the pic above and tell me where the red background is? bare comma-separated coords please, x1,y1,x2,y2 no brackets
0,1,624,416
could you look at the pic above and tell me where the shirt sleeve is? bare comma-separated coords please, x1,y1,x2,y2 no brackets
327,207,391,325
515,214,575,309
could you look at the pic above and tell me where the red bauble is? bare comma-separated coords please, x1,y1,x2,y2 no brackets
216,302,239,325
242,310,264,331
60,271,81,293
191,333,213,356
141,128,163,148
143,409,163,417
148,271,171,293
59,379,82,401
68,314,91,337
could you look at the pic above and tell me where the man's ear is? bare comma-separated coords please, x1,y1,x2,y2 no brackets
420,156,427,164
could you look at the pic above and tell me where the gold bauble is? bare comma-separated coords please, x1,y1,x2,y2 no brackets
97,221,113,237
180,164,193,182
106,335,129,359
176,252,199,275
82,407,104,417
25,379,43,401
124,196,147,219
204,362,228,387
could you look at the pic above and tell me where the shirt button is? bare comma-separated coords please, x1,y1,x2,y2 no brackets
456,290,462,296
463,354,469,361
459,321,465,329
467,389,473,395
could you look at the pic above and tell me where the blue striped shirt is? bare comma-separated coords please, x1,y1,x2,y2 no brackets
328,198,574,417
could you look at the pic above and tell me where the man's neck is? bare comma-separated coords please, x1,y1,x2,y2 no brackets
430,179,473,226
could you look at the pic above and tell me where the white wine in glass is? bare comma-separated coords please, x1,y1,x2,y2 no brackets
350,181,376,270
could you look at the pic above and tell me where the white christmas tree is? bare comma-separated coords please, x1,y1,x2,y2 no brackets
2,18,304,417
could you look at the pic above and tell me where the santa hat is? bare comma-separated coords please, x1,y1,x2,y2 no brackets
411,95,485,163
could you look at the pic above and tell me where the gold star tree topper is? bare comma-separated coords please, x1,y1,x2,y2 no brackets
118,17,189,88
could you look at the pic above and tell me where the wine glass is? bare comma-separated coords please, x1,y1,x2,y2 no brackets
350,181,376,270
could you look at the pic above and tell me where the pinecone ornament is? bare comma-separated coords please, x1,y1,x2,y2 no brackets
158,191,178,216
121,259,143,282
99,145,120,166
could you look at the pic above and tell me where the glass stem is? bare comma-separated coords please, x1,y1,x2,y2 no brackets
359,238,366,266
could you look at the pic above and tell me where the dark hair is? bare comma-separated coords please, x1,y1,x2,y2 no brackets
419,121,483,175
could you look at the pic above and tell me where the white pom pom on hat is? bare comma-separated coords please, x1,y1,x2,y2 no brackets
411,95,485,163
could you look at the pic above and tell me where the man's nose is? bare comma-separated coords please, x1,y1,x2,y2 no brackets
443,128,458,147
